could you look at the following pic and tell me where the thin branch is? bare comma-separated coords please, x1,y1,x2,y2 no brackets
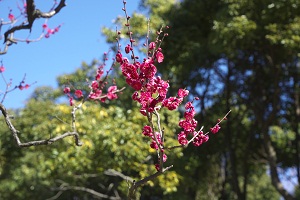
57,186,121,200
92,87,126,101
153,108,164,171
122,0,137,63
48,181,121,200
167,126,204,150
0,102,82,147
147,111,163,153
127,165,173,200
104,169,134,183
167,110,232,150
1,0,66,55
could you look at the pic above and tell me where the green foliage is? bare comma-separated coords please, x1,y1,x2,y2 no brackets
270,126,297,167
30,86,61,102
0,95,183,199
102,0,177,50
246,170,281,200
100,0,300,199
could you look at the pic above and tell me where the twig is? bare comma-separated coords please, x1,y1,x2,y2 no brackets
167,110,232,150
153,108,164,171
48,182,121,200
127,165,173,200
104,169,134,183
0,102,82,147
1,0,66,55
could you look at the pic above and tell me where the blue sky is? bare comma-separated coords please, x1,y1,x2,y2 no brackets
0,0,140,108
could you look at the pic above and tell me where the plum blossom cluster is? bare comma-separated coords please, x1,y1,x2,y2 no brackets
177,99,227,147
17,80,30,90
88,60,118,101
42,23,62,39
177,100,209,147
116,0,228,171
116,41,181,116
63,53,119,106
115,1,230,171
115,22,204,169
63,84,118,106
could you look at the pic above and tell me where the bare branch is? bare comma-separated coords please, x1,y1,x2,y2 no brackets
127,165,173,199
0,102,82,147
48,181,121,200
104,169,134,183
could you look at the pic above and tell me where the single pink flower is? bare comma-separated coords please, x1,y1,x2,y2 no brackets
185,102,193,109
88,89,102,100
193,131,209,147
178,131,188,145
0,66,5,73
75,89,83,98
91,81,99,90
162,154,167,162
155,51,164,63
162,97,181,110
63,87,71,94
125,44,131,54
47,28,52,34
178,88,189,98
54,25,61,33
8,13,15,21
126,78,142,91
142,125,153,137
140,63,157,79
210,124,221,134
69,97,74,106
107,86,118,100
155,163,160,171
132,91,139,101
156,51,164,63
116,53,123,63
95,69,104,80
184,109,196,120
149,42,156,50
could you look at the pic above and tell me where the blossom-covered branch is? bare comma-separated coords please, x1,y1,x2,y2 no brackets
112,1,231,197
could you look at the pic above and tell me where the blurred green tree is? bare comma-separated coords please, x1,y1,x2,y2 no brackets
102,0,300,199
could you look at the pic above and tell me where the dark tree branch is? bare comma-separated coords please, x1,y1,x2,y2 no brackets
127,165,173,200
1,0,66,55
263,132,296,200
0,102,82,147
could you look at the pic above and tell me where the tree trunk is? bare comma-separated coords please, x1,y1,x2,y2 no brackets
263,132,296,200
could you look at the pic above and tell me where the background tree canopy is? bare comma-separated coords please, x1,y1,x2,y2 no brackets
1,0,299,199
